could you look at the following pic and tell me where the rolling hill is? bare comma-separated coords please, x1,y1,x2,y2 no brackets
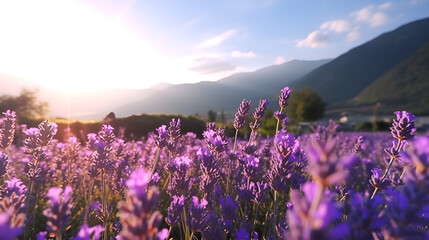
351,40,429,115
290,17,429,105
115,59,331,116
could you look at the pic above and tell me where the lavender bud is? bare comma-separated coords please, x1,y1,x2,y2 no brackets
279,86,291,108
168,118,181,140
166,195,185,226
369,168,390,190
234,99,251,130
390,111,416,141
118,168,162,239
72,224,104,240
155,125,168,148
253,99,269,121
43,186,73,235
0,110,16,149
187,196,209,233
37,120,58,147
274,111,287,121
0,151,8,176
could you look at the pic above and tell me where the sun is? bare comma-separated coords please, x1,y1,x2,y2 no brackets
0,0,175,93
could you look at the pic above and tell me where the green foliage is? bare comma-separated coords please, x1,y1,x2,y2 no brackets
286,88,324,122
51,114,207,142
258,110,277,136
207,110,217,122
0,88,48,119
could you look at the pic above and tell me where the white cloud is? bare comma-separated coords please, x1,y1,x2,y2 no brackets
378,2,392,10
320,19,350,33
370,12,388,26
353,5,374,22
188,57,236,74
275,56,286,65
196,29,236,48
352,5,388,27
296,31,329,48
231,50,256,58
347,27,360,41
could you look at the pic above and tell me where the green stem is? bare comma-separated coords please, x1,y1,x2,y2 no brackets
102,172,109,240
275,107,284,138
150,147,161,181
83,178,95,224
371,139,402,199
166,226,173,240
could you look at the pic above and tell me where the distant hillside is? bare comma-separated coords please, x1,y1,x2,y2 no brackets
116,59,331,116
351,40,429,115
291,17,429,105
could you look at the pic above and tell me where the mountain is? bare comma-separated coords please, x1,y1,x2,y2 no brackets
115,59,331,116
351,40,429,115
290,17,429,105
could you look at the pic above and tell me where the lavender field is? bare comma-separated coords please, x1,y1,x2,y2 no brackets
0,86,428,240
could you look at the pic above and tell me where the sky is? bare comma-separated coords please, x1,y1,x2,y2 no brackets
0,0,429,94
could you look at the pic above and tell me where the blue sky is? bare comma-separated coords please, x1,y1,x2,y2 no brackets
0,0,428,93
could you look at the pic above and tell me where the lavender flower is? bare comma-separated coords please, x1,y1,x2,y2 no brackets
36,120,58,147
219,195,239,232
0,151,8,177
98,125,115,145
253,99,269,121
243,155,259,179
274,111,287,122
390,111,416,141
198,148,220,194
72,224,104,240
187,196,209,233
251,181,269,206
274,130,299,158
202,129,228,154
43,186,73,239
369,168,390,191
155,125,168,148
0,209,25,240
234,99,251,130
278,86,291,108
0,110,16,150
345,192,387,239
166,156,192,196
118,168,162,240
168,118,181,140
286,182,348,239
166,195,185,226
23,128,40,151
305,136,353,187
401,136,429,174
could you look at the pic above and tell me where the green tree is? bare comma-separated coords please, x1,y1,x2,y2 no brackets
0,88,48,119
208,110,217,122
286,88,324,122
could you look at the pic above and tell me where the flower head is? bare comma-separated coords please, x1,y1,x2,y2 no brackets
279,87,292,108
253,99,269,121
234,99,251,130
390,111,416,141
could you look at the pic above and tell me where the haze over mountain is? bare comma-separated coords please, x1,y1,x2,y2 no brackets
115,59,331,116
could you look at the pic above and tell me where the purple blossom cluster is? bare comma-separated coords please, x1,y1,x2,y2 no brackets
0,86,428,240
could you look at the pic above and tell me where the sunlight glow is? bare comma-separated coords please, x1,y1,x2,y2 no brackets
0,0,189,93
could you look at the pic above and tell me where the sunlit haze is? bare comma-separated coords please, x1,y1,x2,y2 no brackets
0,0,428,118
